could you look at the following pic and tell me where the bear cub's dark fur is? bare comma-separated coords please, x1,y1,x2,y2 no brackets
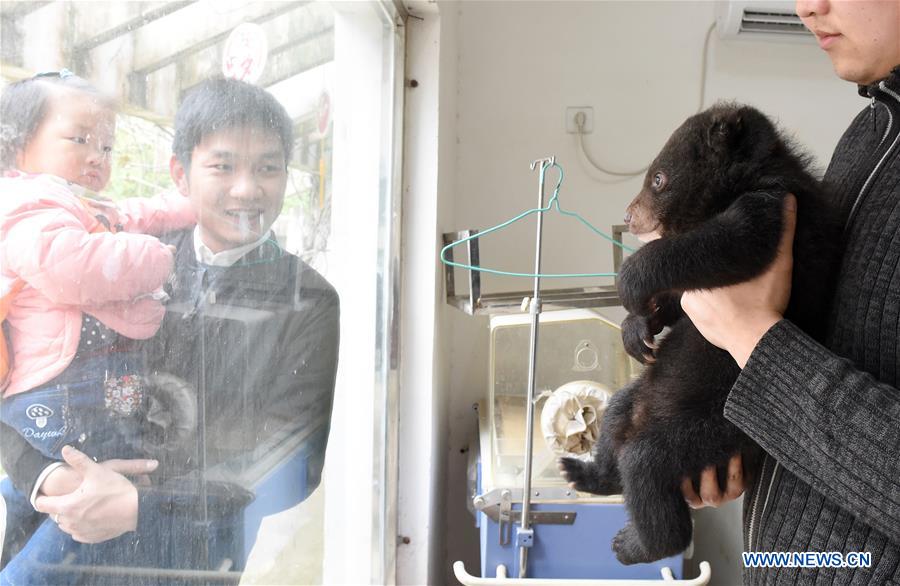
559,103,842,565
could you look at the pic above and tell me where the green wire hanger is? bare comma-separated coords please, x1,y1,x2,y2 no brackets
439,160,636,279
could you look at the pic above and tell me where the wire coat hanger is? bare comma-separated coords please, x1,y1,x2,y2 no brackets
439,160,635,279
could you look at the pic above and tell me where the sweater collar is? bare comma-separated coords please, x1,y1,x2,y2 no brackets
857,64,900,98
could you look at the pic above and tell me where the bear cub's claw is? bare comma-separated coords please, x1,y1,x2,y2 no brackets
558,457,600,494
622,313,658,364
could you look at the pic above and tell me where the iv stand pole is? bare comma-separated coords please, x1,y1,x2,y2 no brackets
518,156,554,579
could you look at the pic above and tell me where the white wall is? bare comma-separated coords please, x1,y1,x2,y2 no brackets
397,4,456,584
426,1,865,585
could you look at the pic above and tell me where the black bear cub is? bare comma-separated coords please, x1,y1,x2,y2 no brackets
559,103,842,565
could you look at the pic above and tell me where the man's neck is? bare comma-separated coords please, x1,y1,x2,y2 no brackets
192,226,272,267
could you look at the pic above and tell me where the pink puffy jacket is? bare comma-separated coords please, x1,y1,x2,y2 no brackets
0,173,195,396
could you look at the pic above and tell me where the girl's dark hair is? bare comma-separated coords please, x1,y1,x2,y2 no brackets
173,78,293,171
0,73,114,171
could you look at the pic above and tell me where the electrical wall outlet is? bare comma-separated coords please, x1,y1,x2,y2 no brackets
566,106,593,134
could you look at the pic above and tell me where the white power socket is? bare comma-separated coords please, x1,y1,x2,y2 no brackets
566,106,593,134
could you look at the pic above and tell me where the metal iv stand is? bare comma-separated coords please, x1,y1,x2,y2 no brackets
449,157,714,585
516,155,557,579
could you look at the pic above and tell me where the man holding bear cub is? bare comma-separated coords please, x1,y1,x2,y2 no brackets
681,0,900,584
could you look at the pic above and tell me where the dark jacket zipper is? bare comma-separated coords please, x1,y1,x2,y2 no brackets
844,81,900,232
747,457,779,551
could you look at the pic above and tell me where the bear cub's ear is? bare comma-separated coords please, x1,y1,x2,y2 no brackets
705,109,744,153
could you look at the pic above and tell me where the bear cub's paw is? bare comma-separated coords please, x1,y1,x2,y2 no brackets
616,260,656,317
621,313,658,364
612,524,655,565
558,457,601,494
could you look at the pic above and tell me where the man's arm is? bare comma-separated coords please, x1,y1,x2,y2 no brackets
33,446,140,544
2,420,161,544
260,288,339,494
0,420,54,498
727,320,900,543
682,197,900,541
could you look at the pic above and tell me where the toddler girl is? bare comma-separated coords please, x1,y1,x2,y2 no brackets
0,71,194,478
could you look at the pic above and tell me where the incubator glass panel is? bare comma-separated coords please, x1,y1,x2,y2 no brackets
488,309,641,489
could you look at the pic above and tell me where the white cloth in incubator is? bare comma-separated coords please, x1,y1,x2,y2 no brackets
540,380,612,457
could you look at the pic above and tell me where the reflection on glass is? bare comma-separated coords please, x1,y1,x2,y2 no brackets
0,2,400,583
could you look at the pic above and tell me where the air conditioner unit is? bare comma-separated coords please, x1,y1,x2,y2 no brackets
716,0,814,42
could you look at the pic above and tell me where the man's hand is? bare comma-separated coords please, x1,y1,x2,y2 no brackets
682,454,746,508
39,465,82,497
34,445,157,544
681,195,796,368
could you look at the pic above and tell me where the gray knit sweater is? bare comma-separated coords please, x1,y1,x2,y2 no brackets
727,67,900,585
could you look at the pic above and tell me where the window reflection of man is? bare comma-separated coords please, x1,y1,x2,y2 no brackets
0,78,340,583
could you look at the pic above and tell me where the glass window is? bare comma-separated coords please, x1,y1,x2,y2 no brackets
0,1,402,583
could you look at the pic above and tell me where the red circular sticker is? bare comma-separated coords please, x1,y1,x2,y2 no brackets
317,92,331,135
222,23,268,83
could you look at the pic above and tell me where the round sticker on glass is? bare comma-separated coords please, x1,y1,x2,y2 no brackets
222,23,268,83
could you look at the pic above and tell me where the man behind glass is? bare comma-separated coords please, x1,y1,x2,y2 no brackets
1,78,340,584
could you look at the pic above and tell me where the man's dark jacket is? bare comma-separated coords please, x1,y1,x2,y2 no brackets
728,67,900,584
1,228,339,523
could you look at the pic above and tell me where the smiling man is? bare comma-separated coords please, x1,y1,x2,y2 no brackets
169,86,290,256
1,78,340,584
173,126,285,255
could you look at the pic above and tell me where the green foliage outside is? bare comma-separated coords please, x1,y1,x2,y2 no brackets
105,115,176,201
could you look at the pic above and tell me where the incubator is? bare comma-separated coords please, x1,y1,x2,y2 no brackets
465,308,692,582
487,309,637,489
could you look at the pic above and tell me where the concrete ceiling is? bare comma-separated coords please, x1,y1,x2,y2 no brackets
1,1,334,120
